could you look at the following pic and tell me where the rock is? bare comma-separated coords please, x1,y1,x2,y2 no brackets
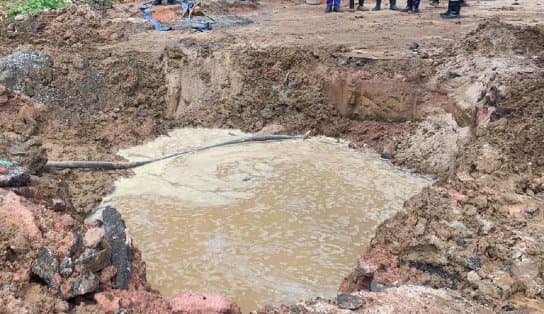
76,248,111,273
337,293,364,310
524,202,541,215
31,248,60,289
476,216,494,235
461,254,481,270
448,220,473,237
0,94,7,105
54,300,70,313
169,292,241,314
467,270,481,285
95,292,121,313
102,206,131,289
338,262,373,292
476,144,502,174
0,49,52,92
68,274,99,298
370,280,385,292
0,85,6,95
490,271,514,298
99,265,117,284
59,257,73,278
0,166,30,187
409,42,420,51
477,280,501,299
83,226,105,248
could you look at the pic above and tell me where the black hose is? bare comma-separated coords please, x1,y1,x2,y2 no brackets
46,134,307,170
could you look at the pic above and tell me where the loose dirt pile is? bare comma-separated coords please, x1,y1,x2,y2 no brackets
338,20,544,312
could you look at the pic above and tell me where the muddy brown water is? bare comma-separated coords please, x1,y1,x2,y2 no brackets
104,128,429,311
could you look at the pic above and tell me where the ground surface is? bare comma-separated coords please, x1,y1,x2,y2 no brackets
0,0,544,313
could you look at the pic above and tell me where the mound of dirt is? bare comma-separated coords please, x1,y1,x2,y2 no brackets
2,5,132,48
456,19,544,62
340,21,544,312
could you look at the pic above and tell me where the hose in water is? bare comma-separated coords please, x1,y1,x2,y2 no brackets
46,133,309,170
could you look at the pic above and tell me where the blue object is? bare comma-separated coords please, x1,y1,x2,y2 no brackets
140,5,172,31
0,160,18,167
326,0,341,10
191,21,212,30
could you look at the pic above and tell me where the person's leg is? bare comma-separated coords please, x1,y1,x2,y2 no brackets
372,0,382,10
440,0,461,18
357,0,369,10
412,0,420,12
389,0,399,10
401,0,413,12
326,0,333,12
333,0,341,11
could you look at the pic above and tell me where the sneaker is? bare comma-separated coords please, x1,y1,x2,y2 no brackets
356,5,369,11
325,6,332,12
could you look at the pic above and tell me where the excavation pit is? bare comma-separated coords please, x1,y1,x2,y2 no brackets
104,128,430,311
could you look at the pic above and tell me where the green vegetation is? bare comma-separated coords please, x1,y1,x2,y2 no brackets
3,0,66,17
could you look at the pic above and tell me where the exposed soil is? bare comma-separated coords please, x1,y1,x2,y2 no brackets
0,0,543,312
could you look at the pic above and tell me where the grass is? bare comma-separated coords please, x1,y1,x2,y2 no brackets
1,0,66,18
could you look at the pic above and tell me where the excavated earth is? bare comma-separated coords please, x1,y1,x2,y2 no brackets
0,0,544,313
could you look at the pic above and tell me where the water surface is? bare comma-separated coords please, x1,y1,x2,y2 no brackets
105,128,429,311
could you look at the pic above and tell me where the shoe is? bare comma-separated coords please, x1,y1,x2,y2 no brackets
333,6,342,12
401,0,412,12
325,6,332,12
372,0,381,10
440,0,460,18
357,5,369,10
389,0,400,10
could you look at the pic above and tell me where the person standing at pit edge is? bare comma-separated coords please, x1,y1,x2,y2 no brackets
326,0,341,13
356,0,400,11
440,0,462,18
400,0,421,13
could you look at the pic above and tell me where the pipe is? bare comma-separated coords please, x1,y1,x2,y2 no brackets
46,132,311,170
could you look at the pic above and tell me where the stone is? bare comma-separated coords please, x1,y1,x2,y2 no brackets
461,254,481,270
0,94,7,105
467,270,481,285
525,202,541,215
169,292,241,314
370,280,385,292
0,166,30,187
76,248,111,273
95,292,121,313
59,257,73,278
102,206,131,289
31,248,60,289
338,263,374,292
476,216,494,235
0,85,6,95
476,144,502,174
69,274,99,298
490,271,514,298
83,226,105,248
477,280,501,299
99,266,117,284
337,293,364,310
409,42,420,51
